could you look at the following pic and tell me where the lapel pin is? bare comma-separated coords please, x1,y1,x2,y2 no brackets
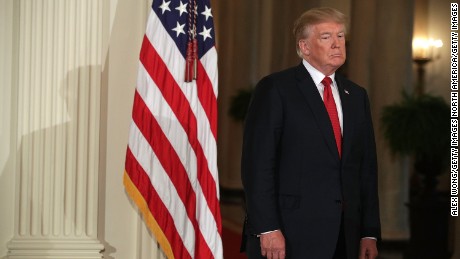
344,89,349,95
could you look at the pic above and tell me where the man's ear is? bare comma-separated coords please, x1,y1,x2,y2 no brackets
298,39,310,56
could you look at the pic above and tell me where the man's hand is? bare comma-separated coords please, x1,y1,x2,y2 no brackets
259,230,286,259
359,238,378,259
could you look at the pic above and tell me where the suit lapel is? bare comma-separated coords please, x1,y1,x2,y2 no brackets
294,64,340,160
336,74,355,163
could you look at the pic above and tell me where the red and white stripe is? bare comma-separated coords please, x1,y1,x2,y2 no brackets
124,6,222,259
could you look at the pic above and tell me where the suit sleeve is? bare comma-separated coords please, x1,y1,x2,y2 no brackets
360,91,382,240
241,76,283,235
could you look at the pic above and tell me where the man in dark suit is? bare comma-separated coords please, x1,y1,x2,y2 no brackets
241,7,381,259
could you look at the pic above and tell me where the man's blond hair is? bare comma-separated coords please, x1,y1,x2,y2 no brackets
293,7,347,57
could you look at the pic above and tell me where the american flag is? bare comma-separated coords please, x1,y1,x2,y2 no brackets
123,0,222,258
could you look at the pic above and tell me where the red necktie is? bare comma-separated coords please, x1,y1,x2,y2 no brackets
322,77,342,157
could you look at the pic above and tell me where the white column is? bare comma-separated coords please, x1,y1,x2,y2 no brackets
7,0,104,258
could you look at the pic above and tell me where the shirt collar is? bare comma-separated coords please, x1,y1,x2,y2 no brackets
302,59,336,87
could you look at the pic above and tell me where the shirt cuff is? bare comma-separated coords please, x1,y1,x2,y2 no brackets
361,237,377,240
257,229,280,237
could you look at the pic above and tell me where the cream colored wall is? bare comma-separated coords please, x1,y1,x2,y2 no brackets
100,0,136,257
101,0,166,258
99,0,154,258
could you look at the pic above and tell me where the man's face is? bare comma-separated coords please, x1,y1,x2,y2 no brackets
299,22,346,75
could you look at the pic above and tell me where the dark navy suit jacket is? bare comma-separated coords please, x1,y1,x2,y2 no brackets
241,63,381,259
